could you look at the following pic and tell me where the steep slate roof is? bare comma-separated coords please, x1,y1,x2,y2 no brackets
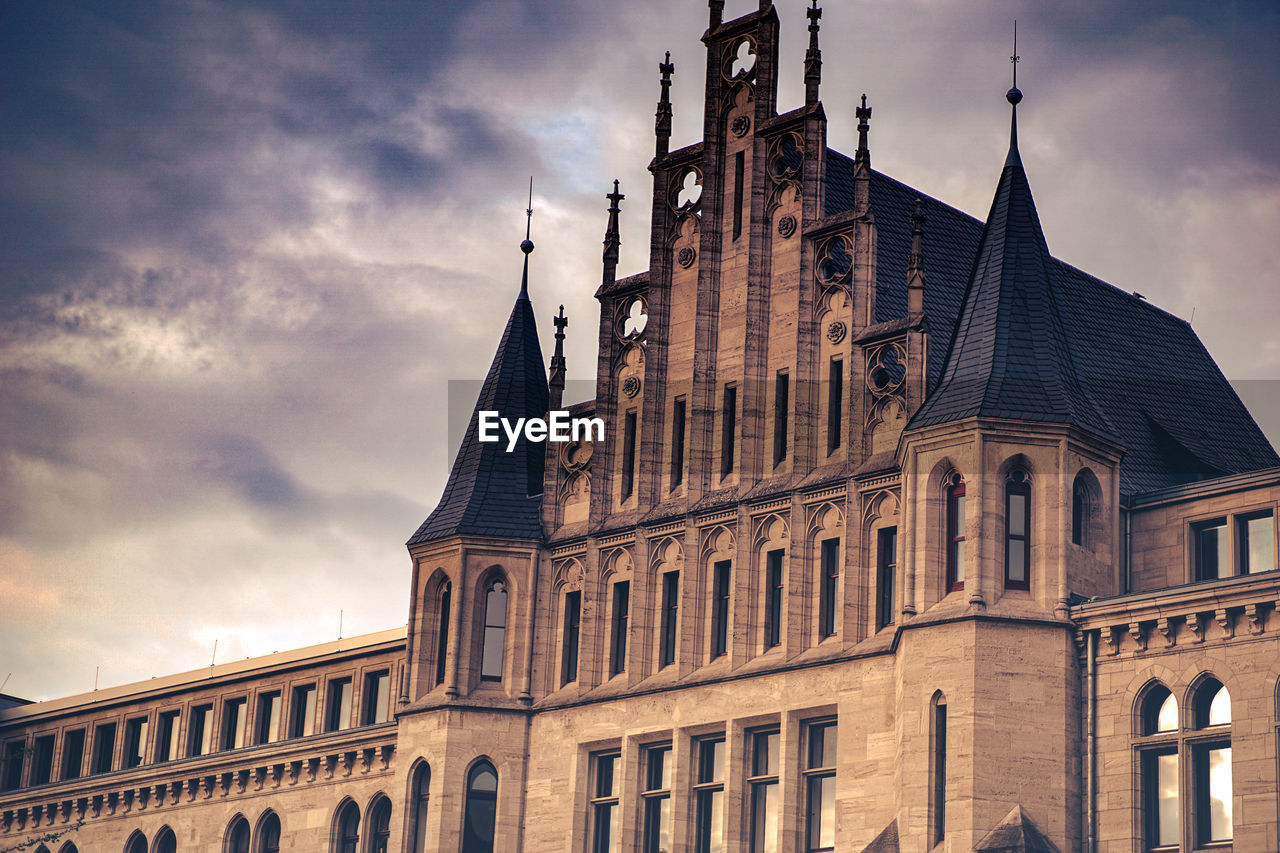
907,107,1113,440
407,265,549,545
825,115,1278,497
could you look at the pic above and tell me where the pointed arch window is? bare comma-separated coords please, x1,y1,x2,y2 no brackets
1004,471,1030,590
463,761,498,853
227,817,251,853
435,581,452,687
154,828,177,853
258,813,281,853
335,801,360,853
480,579,508,682
410,763,431,853
946,475,966,592
1192,681,1232,846
1072,475,1089,547
124,833,147,853
367,797,391,853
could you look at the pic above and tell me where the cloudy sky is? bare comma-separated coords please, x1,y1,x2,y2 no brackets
2,0,1278,701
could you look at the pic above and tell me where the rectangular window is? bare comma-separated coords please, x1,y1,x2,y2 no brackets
1194,742,1232,845
749,730,780,853
610,581,630,676
819,538,840,638
1005,480,1030,589
621,410,638,500
291,684,316,738
1238,511,1275,574
877,527,897,630
828,359,843,454
222,698,246,750
155,711,179,762
641,744,672,853
561,590,582,685
124,717,148,769
774,371,789,465
61,729,85,781
435,582,452,686
1194,518,1228,580
1143,748,1179,849
804,721,837,852
32,735,54,786
590,751,620,853
326,678,352,732
931,703,947,846
189,705,212,757
765,549,784,648
660,571,679,668
694,737,726,853
671,398,686,488
362,670,391,725
1,741,23,791
712,560,731,658
256,692,282,744
733,150,745,241
92,722,116,774
721,385,737,478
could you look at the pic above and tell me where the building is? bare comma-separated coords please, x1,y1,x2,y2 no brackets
3,2,1279,851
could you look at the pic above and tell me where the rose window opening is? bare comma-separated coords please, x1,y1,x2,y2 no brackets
727,38,757,79
868,345,906,394
771,134,803,180
675,169,703,210
819,237,853,285
622,297,648,339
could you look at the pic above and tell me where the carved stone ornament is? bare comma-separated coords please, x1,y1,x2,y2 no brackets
677,246,697,268
777,214,797,238
826,320,847,344
730,114,751,137
622,375,641,398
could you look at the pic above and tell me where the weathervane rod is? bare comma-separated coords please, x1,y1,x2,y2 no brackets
1011,20,1019,88
525,177,534,241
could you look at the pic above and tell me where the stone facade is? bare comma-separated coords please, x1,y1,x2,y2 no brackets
3,3,1279,853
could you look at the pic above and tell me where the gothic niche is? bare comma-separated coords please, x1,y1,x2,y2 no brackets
722,36,757,82
865,341,907,456
672,167,702,213
616,345,644,404
671,212,699,270
615,296,648,343
816,234,854,295
558,440,593,526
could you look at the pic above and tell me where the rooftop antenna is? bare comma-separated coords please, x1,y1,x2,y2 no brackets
210,639,218,668
0,673,10,694
339,609,344,640
94,666,99,691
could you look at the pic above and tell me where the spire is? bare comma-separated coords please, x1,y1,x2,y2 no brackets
548,305,568,411
602,179,624,287
907,198,926,314
656,52,674,157
854,93,872,166
518,177,534,300
854,94,872,212
804,0,822,106
907,74,1111,441
407,198,550,546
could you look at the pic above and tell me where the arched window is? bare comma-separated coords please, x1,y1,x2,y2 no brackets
59,844,79,853
154,827,177,853
227,816,251,853
1141,685,1178,735
366,796,391,853
410,763,431,853
945,474,966,592
1004,471,1030,590
125,833,147,853
480,579,508,682
258,812,282,853
435,581,452,687
1072,475,1090,547
1192,680,1232,846
335,800,360,853
463,760,498,853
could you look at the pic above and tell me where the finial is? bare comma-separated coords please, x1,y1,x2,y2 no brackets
908,197,926,313
1006,22,1022,152
602,179,625,287
549,304,568,407
855,94,872,163
709,0,724,30
519,177,534,299
804,0,822,106
656,52,675,157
